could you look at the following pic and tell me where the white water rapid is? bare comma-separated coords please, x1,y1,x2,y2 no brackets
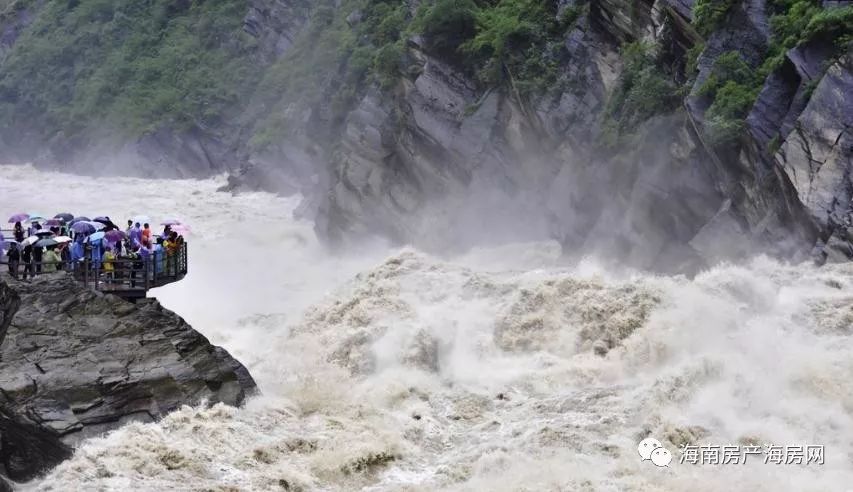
2,164,852,491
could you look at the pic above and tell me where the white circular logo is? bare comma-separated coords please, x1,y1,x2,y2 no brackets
638,437,663,461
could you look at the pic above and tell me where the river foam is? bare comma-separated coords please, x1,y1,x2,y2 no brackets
2,164,852,491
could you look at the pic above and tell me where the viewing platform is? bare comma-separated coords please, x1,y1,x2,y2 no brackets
1,242,188,302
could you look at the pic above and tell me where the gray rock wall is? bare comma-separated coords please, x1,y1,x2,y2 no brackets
0,275,257,483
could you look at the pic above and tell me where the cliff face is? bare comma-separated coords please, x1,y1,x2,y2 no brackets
309,0,851,271
0,274,256,484
1,0,851,271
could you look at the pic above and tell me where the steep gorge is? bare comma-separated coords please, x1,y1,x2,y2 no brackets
0,0,850,272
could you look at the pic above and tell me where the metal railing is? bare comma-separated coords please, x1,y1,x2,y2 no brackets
1,243,188,298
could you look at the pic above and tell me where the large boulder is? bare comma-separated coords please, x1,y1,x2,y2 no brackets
0,274,257,483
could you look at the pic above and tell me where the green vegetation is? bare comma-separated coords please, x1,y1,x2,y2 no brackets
0,0,257,137
250,0,585,149
685,42,705,78
0,0,591,151
697,51,760,144
691,2,853,146
409,0,478,55
249,0,412,149
761,1,853,76
803,6,853,46
412,0,581,95
600,42,679,147
692,0,737,37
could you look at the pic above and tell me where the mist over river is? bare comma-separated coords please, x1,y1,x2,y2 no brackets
2,164,853,491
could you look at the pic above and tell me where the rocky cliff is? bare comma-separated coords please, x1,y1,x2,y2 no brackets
0,274,256,485
0,0,850,271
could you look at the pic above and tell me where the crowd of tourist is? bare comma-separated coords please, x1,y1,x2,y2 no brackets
2,213,187,286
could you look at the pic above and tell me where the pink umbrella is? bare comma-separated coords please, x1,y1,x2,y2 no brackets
171,224,191,235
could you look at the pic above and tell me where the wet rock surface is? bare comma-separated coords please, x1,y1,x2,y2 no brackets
0,274,257,484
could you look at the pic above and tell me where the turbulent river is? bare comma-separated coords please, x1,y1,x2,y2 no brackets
2,164,853,491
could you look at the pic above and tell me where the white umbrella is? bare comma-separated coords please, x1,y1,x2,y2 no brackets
22,236,39,247
86,221,106,231
54,236,73,244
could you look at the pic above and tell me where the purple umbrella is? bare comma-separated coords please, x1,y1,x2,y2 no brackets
54,213,74,222
44,218,64,227
71,222,96,234
105,230,126,243
93,216,111,224
8,213,29,223
69,217,91,225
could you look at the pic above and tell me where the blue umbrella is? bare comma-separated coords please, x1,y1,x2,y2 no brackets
87,231,106,242
71,222,96,234
35,238,58,248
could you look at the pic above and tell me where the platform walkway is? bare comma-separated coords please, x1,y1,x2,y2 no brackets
1,243,188,301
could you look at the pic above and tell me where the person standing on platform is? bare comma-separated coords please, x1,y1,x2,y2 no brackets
7,243,19,279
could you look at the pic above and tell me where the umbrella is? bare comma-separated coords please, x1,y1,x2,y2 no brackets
8,213,28,223
34,230,55,237
131,215,151,225
88,231,106,243
54,236,73,244
3,240,18,249
160,218,182,226
44,218,64,227
35,238,58,248
22,236,39,247
26,215,46,223
86,221,106,231
54,213,74,222
69,217,91,225
93,216,112,224
171,224,192,235
105,230,126,243
71,222,96,234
